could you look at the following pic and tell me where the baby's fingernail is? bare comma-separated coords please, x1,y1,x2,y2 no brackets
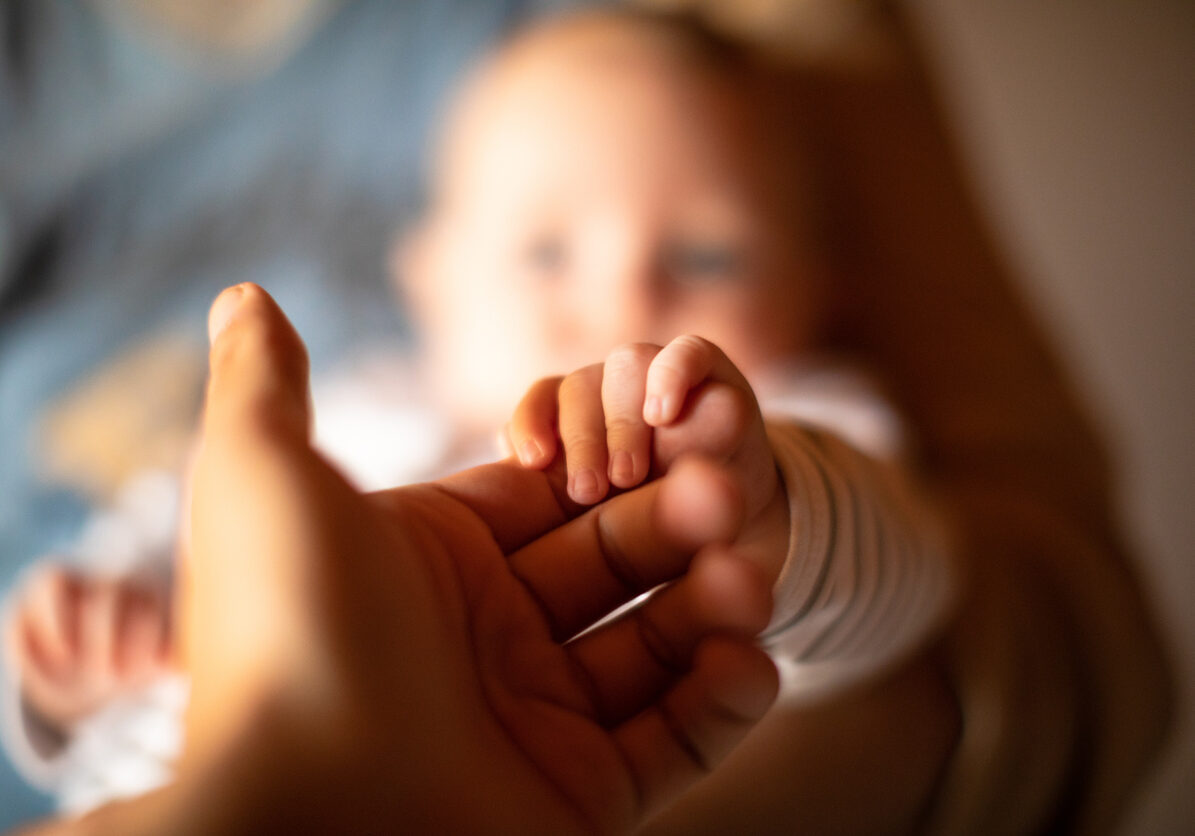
570,468,602,504
645,394,677,425
208,284,246,345
520,438,543,467
610,450,635,486
644,396,664,425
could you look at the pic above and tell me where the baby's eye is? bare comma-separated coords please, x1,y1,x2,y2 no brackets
664,242,743,283
524,235,567,279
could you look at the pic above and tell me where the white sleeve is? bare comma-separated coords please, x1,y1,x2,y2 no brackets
0,652,186,815
51,677,187,816
1,587,69,792
0,470,184,812
759,375,956,703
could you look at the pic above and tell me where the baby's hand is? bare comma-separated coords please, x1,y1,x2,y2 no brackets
506,336,789,584
6,566,171,732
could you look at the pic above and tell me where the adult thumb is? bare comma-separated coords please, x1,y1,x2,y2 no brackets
203,282,311,448
180,284,316,749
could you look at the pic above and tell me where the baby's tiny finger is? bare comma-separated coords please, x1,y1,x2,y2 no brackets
508,376,563,468
602,343,659,489
22,568,81,672
498,423,514,459
117,587,169,683
558,364,610,504
644,336,726,426
79,583,119,682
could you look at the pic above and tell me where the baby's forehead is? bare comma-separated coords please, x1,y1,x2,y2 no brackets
478,10,753,108
437,15,763,178
427,9,813,229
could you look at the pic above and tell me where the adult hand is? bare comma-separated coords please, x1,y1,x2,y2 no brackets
46,283,777,835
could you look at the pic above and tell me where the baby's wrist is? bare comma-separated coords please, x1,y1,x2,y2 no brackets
16,691,73,761
20,685,95,735
731,453,798,589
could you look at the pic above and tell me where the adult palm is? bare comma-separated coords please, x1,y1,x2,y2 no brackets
170,284,779,835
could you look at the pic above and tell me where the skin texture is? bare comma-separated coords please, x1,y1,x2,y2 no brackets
20,283,782,835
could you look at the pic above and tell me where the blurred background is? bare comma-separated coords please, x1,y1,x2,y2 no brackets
0,0,1190,831
907,3,1192,832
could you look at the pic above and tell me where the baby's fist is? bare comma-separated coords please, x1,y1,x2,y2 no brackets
7,566,171,731
506,337,784,574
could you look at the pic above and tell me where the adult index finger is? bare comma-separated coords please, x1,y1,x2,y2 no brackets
506,456,745,641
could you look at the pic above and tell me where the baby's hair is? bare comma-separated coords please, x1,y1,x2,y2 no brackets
498,4,767,89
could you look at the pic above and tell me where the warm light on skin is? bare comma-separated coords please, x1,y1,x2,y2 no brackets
400,15,827,433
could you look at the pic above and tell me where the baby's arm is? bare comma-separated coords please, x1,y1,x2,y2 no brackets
504,331,958,709
3,564,182,813
506,335,790,586
510,342,958,832
508,337,954,691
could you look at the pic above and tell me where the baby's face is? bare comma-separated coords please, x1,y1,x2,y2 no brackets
406,39,822,427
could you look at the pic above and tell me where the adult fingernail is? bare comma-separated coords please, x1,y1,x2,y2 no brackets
208,284,246,345
645,394,677,425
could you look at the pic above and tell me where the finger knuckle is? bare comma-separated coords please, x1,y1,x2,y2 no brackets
605,342,659,374
605,415,645,441
35,567,80,606
558,364,602,399
531,375,564,396
513,377,563,426
670,334,716,361
563,437,607,464
653,336,712,380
